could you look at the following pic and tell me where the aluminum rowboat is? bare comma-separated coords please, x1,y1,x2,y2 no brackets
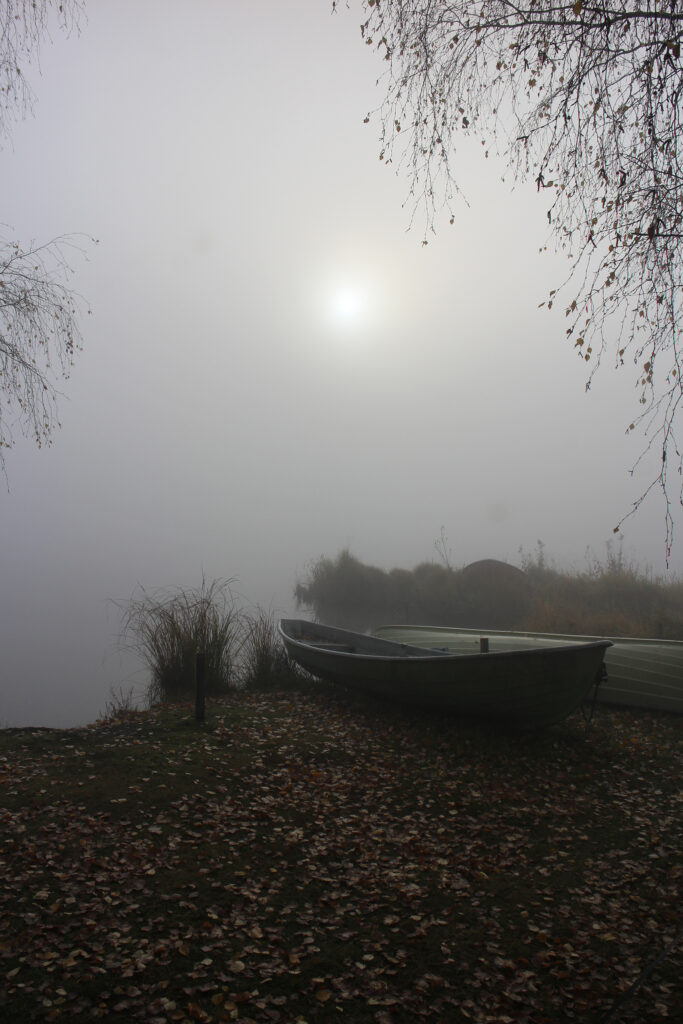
279,619,611,727
373,625,683,714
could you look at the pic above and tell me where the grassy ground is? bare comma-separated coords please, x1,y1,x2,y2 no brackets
1,687,681,1023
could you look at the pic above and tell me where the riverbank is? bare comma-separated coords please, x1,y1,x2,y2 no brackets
1,690,681,1022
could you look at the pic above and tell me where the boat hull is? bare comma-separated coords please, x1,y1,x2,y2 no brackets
373,625,683,714
279,619,611,728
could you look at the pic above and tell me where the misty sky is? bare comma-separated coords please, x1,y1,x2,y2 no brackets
2,0,680,727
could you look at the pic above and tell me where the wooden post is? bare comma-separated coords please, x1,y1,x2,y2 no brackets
195,650,206,723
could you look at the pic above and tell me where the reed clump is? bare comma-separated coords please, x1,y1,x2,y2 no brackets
121,578,242,705
121,583,304,705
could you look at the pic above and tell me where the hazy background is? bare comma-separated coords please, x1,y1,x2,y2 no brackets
1,0,680,727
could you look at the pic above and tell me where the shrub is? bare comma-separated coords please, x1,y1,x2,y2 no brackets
295,549,383,630
297,544,683,639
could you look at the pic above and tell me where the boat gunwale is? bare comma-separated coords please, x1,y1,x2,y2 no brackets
279,619,612,666
374,623,683,650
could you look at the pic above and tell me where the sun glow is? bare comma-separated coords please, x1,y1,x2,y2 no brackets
332,286,364,322
311,264,386,343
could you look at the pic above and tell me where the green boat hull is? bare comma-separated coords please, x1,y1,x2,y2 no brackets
373,625,683,714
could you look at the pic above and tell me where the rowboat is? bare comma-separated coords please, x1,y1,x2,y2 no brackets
278,619,611,728
373,625,683,714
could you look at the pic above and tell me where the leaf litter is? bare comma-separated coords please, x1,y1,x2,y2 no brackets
0,692,681,1022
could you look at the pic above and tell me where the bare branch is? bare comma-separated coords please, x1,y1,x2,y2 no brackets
0,234,92,468
0,0,84,144
0,1,89,475
358,0,683,559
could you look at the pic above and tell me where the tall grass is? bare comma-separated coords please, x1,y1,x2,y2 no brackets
98,685,139,722
121,578,242,705
239,608,301,691
520,541,683,637
120,583,305,705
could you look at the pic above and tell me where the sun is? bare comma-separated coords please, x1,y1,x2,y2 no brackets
313,268,383,339
331,286,364,322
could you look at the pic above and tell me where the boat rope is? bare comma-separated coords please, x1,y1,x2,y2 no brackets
596,924,683,1023
581,663,606,727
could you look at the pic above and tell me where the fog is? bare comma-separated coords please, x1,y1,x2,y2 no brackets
1,0,680,727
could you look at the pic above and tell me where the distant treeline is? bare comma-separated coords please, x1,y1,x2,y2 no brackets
295,546,683,639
